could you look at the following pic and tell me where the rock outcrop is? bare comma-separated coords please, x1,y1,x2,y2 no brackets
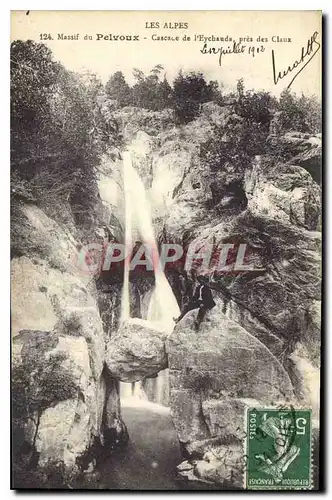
106,318,168,382
166,306,295,486
11,203,126,475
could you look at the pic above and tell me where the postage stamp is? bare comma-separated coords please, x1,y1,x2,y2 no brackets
245,408,312,490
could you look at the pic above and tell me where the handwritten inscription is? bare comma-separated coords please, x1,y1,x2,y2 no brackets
272,31,321,88
200,40,265,65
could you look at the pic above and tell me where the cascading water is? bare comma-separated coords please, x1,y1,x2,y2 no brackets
120,151,179,328
119,151,180,402
120,152,132,323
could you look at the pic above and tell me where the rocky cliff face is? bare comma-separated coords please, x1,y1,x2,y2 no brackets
12,102,321,488
166,306,295,486
99,104,321,487
11,203,127,484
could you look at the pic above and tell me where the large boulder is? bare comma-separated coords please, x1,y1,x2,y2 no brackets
166,307,294,466
166,306,295,486
106,318,168,382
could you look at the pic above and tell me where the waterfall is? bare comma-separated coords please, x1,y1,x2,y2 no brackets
119,151,180,403
120,151,180,330
120,152,132,322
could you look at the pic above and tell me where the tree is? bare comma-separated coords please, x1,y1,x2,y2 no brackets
278,89,321,134
236,78,245,100
147,64,164,84
11,40,118,228
157,75,172,109
11,40,60,168
131,65,171,111
171,71,216,123
200,79,274,187
105,71,131,107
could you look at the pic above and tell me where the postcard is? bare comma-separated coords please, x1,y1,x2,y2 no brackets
11,10,322,490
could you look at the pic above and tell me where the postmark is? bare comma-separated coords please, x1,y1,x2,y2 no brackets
245,408,312,490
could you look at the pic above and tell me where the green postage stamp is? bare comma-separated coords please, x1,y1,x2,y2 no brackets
245,408,312,490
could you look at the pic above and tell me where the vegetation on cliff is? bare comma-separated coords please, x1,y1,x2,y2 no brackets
11,40,321,234
11,40,321,489
11,40,120,230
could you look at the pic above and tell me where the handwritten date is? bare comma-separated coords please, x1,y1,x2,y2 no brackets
201,40,265,66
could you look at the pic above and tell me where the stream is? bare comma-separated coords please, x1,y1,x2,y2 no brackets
97,153,216,490
100,397,181,490
99,397,218,491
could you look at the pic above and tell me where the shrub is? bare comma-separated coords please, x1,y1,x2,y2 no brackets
278,89,321,134
11,40,120,229
60,313,82,337
171,71,220,124
12,348,79,473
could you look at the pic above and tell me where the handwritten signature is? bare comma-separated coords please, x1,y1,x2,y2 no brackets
272,31,321,89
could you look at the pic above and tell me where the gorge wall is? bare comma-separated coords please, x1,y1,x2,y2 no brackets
11,101,321,488
98,103,321,486
11,203,128,487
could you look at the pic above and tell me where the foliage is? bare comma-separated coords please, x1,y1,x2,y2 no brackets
182,367,217,394
112,106,174,136
131,65,172,111
12,351,79,422
12,345,80,485
235,80,275,125
278,89,321,133
105,70,132,107
171,71,221,123
11,40,120,228
59,313,82,337
105,67,222,120
13,458,104,489
200,117,268,180
200,80,276,185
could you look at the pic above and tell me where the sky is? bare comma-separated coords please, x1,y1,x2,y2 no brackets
11,10,322,97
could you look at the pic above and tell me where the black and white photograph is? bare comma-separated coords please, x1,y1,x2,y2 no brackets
10,10,322,491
